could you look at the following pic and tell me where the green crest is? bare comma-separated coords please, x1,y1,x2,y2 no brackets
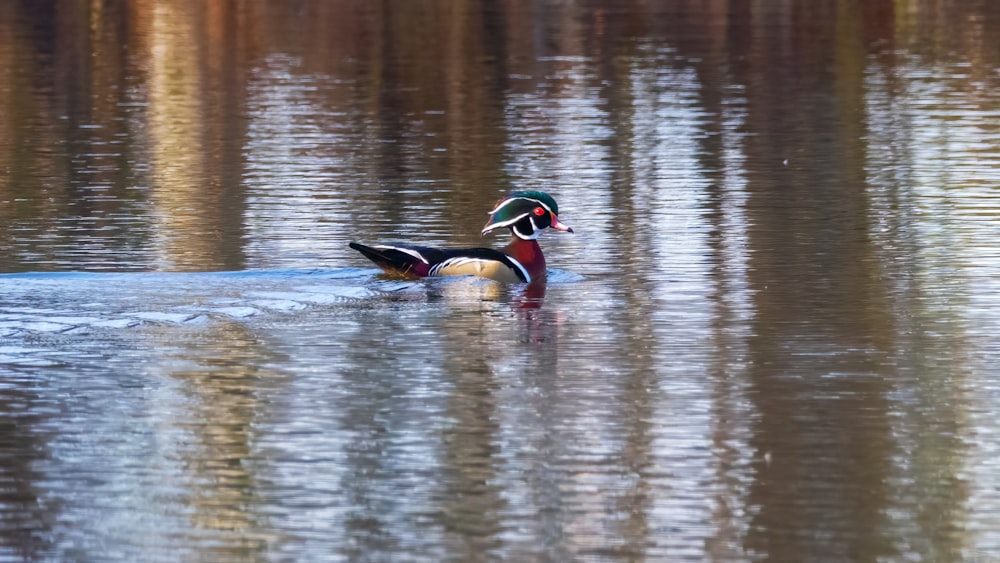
507,191,559,216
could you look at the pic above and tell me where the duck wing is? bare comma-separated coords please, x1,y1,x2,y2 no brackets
349,242,529,283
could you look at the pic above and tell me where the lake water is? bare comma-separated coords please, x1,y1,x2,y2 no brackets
2,1,1000,561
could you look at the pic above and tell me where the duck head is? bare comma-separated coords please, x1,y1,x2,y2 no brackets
481,191,573,240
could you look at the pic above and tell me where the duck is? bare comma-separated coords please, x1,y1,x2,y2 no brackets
349,191,572,283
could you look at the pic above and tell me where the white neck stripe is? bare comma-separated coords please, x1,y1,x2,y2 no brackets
506,255,531,283
512,222,540,240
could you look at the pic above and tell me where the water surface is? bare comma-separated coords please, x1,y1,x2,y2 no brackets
2,1,1000,561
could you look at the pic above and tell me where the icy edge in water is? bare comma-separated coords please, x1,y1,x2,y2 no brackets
0,268,582,338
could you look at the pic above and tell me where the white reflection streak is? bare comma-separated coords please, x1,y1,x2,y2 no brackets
500,51,758,555
242,55,351,268
503,68,616,271
865,56,1000,554
908,69,1000,554
709,88,757,558
501,63,624,552
626,53,720,545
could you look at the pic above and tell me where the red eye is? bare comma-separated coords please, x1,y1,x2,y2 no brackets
533,207,546,216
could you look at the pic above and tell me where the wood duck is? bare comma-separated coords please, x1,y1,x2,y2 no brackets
349,191,573,283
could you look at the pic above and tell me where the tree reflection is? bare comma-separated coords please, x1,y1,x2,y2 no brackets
0,0,998,560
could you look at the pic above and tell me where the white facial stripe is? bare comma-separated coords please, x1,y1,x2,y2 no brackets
512,222,540,240
482,212,530,232
374,245,429,264
487,196,552,215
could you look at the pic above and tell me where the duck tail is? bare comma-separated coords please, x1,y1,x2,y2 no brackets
349,242,430,278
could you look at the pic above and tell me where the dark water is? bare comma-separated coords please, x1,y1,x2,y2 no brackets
2,1,1000,561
